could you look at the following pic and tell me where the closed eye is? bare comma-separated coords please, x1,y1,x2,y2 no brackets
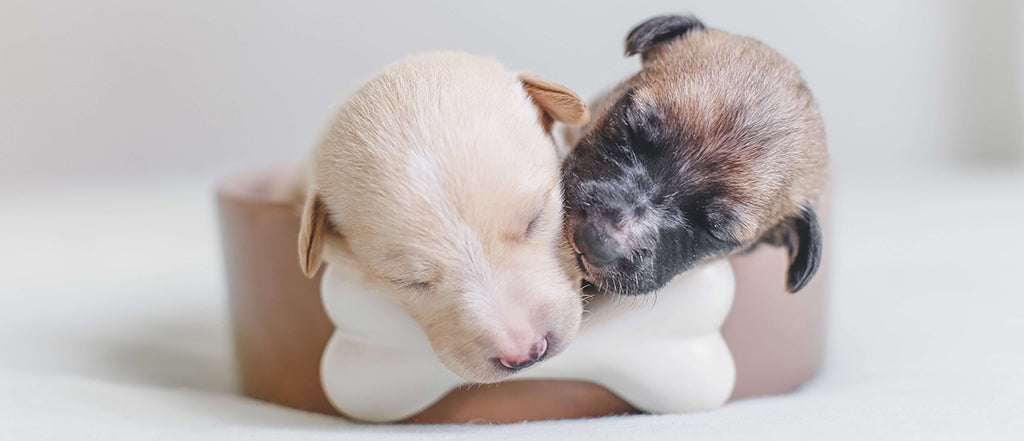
513,187,555,241
389,278,434,292
704,206,740,243
524,207,544,239
403,280,433,291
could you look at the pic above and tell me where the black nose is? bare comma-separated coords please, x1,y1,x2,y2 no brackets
574,222,620,267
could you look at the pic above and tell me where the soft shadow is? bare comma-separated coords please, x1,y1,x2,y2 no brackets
60,304,347,428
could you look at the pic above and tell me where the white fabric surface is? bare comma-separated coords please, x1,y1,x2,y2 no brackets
1,167,1022,440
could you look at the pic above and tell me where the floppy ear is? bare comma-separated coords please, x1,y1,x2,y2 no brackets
625,15,706,60
518,73,590,133
298,192,328,278
759,204,823,293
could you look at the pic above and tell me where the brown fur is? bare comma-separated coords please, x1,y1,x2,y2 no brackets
589,30,826,243
561,16,828,294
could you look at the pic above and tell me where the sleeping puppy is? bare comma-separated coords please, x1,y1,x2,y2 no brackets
293,52,590,383
561,15,827,296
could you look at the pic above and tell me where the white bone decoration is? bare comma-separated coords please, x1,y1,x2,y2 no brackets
319,259,737,422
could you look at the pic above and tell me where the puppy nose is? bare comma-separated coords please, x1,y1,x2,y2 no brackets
574,222,620,267
498,338,548,370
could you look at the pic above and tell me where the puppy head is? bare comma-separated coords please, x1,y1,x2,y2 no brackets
561,16,827,296
299,53,588,383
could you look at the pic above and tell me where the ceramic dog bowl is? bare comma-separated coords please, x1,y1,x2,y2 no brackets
216,168,828,423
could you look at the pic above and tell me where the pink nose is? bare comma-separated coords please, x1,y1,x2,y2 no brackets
498,337,548,370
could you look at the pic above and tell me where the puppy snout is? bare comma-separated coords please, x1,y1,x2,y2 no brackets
497,337,548,371
574,222,620,267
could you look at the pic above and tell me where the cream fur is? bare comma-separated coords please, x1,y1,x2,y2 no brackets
294,52,588,383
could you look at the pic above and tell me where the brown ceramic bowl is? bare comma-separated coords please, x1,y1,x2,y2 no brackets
216,168,828,424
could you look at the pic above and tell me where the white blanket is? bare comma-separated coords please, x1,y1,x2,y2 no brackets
1,168,1021,440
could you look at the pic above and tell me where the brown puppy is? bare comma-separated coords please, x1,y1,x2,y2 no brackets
561,15,828,295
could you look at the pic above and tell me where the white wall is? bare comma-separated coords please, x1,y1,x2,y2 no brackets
1,0,1021,185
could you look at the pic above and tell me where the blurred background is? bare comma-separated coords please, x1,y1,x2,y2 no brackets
1,1,1022,439
2,0,1022,182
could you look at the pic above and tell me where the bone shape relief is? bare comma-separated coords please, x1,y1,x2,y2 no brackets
320,259,736,422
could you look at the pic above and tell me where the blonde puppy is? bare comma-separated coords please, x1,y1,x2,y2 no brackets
293,52,589,383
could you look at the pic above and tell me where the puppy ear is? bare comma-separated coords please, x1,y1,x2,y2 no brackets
621,90,666,140
625,15,706,59
298,192,328,278
518,73,590,133
759,204,823,293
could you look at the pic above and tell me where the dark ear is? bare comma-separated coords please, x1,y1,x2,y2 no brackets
760,204,823,293
616,89,672,152
625,14,706,59
298,192,328,278
518,73,590,133
620,90,665,140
